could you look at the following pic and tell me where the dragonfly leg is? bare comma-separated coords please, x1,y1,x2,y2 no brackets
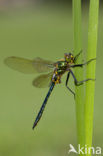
70,69,95,86
66,72,75,98
71,58,96,68
74,50,83,63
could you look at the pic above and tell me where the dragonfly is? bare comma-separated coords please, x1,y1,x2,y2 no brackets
4,51,95,129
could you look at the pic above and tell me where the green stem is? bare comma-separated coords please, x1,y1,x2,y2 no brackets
85,0,99,155
73,0,85,152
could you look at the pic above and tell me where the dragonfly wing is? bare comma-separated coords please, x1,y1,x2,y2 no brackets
33,57,54,73
32,72,53,88
4,57,36,74
4,56,54,74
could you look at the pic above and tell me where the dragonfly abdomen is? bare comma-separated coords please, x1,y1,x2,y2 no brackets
32,82,55,129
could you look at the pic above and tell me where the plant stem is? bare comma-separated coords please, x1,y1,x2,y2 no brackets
85,0,99,155
73,0,85,152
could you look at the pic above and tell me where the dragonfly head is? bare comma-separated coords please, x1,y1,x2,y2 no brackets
64,53,74,64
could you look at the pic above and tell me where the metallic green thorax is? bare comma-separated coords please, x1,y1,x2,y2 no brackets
54,53,74,75
56,61,67,74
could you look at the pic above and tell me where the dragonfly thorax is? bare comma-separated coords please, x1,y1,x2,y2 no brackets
52,60,68,84
55,60,67,71
52,70,61,84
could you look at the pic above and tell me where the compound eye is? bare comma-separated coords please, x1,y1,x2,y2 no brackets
71,55,74,62
66,57,71,62
70,54,74,59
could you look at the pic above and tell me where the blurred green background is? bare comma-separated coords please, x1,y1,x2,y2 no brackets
0,1,103,156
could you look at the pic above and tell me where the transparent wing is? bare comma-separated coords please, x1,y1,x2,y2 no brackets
4,56,54,74
32,72,53,88
33,57,54,73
